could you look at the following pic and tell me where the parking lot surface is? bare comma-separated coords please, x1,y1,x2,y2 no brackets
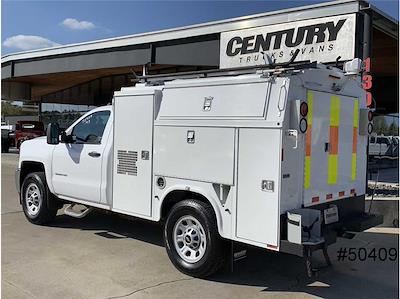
2,153,399,298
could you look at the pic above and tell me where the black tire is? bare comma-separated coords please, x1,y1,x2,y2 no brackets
164,199,226,277
21,172,58,224
1,139,9,153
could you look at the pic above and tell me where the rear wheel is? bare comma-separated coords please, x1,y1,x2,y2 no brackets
21,172,59,224
164,199,226,277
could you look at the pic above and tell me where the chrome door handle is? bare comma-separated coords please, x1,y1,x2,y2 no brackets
88,151,101,157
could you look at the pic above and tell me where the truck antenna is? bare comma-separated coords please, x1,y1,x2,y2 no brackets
130,68,138,79
130,68,140,84
261,48,301,69
282,49,300,67
143,62,152,77
261,51,276,67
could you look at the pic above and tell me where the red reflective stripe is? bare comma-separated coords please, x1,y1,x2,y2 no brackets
339,191,345,197
267,244,278,250
312,196,319,203
326,194,333,200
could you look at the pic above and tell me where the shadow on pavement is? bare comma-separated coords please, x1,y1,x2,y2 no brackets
48,210,399,298
48,210,164,247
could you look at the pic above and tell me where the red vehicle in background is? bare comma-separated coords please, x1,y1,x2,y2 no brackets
12,121,45,149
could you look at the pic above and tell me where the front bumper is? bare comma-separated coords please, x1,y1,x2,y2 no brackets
15,168,21,194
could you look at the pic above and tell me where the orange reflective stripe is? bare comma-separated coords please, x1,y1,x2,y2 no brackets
304,91,313,189
328,96,340,185
305,128,312,156
329,126,339,155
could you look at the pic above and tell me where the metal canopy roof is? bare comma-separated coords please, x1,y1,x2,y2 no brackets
1,0,398,113
2,0,397,73
0,0,372,64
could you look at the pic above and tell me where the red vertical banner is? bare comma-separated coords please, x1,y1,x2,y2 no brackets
363,57,372,107
364,57,371,72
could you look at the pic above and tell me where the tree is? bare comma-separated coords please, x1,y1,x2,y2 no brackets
1,101,36,116
373,116,388,135
388,121,399,136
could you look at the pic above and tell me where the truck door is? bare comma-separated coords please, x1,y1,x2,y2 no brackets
112,94,155,217
52,108,112,203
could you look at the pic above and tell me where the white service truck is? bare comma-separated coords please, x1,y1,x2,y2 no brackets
16,60,382,277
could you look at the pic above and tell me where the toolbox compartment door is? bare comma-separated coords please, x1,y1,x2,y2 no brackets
159,81,269,119
236,128,281,247
154,126,235,185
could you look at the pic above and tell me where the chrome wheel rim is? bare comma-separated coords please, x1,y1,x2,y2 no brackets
25,183,41,217
173,215,207,263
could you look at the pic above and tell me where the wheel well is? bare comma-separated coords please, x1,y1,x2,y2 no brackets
20,161,45,186
160,190,213,221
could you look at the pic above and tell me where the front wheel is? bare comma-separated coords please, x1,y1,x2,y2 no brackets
21,172,58,224
164,199,226,277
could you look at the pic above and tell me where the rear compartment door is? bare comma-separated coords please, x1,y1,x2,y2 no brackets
303,90,362,206
236,128,281,247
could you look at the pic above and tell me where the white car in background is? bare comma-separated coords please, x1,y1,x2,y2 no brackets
389,136,399,157
369,135,398,157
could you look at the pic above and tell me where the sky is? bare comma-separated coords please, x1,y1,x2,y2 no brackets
1,0,399,55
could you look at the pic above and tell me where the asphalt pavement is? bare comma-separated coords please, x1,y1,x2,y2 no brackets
2,153,399,299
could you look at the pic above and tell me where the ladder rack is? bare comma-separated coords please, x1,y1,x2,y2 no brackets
136,60,319,85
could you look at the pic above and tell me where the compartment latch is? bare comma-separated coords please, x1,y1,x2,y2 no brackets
187,130,195,144
203,96,213,111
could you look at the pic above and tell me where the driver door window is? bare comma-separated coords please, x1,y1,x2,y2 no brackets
72,111,110,144
52,109,112,203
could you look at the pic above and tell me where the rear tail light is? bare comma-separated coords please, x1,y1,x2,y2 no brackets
300,102,308,117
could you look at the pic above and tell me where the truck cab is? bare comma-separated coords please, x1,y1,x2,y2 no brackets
16,61,382,277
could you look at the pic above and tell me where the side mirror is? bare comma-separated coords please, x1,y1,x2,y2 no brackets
47,123,59,145
60,131,67,143
60,131,75,143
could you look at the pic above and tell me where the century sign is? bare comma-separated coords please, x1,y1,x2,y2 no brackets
220,14,356,68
